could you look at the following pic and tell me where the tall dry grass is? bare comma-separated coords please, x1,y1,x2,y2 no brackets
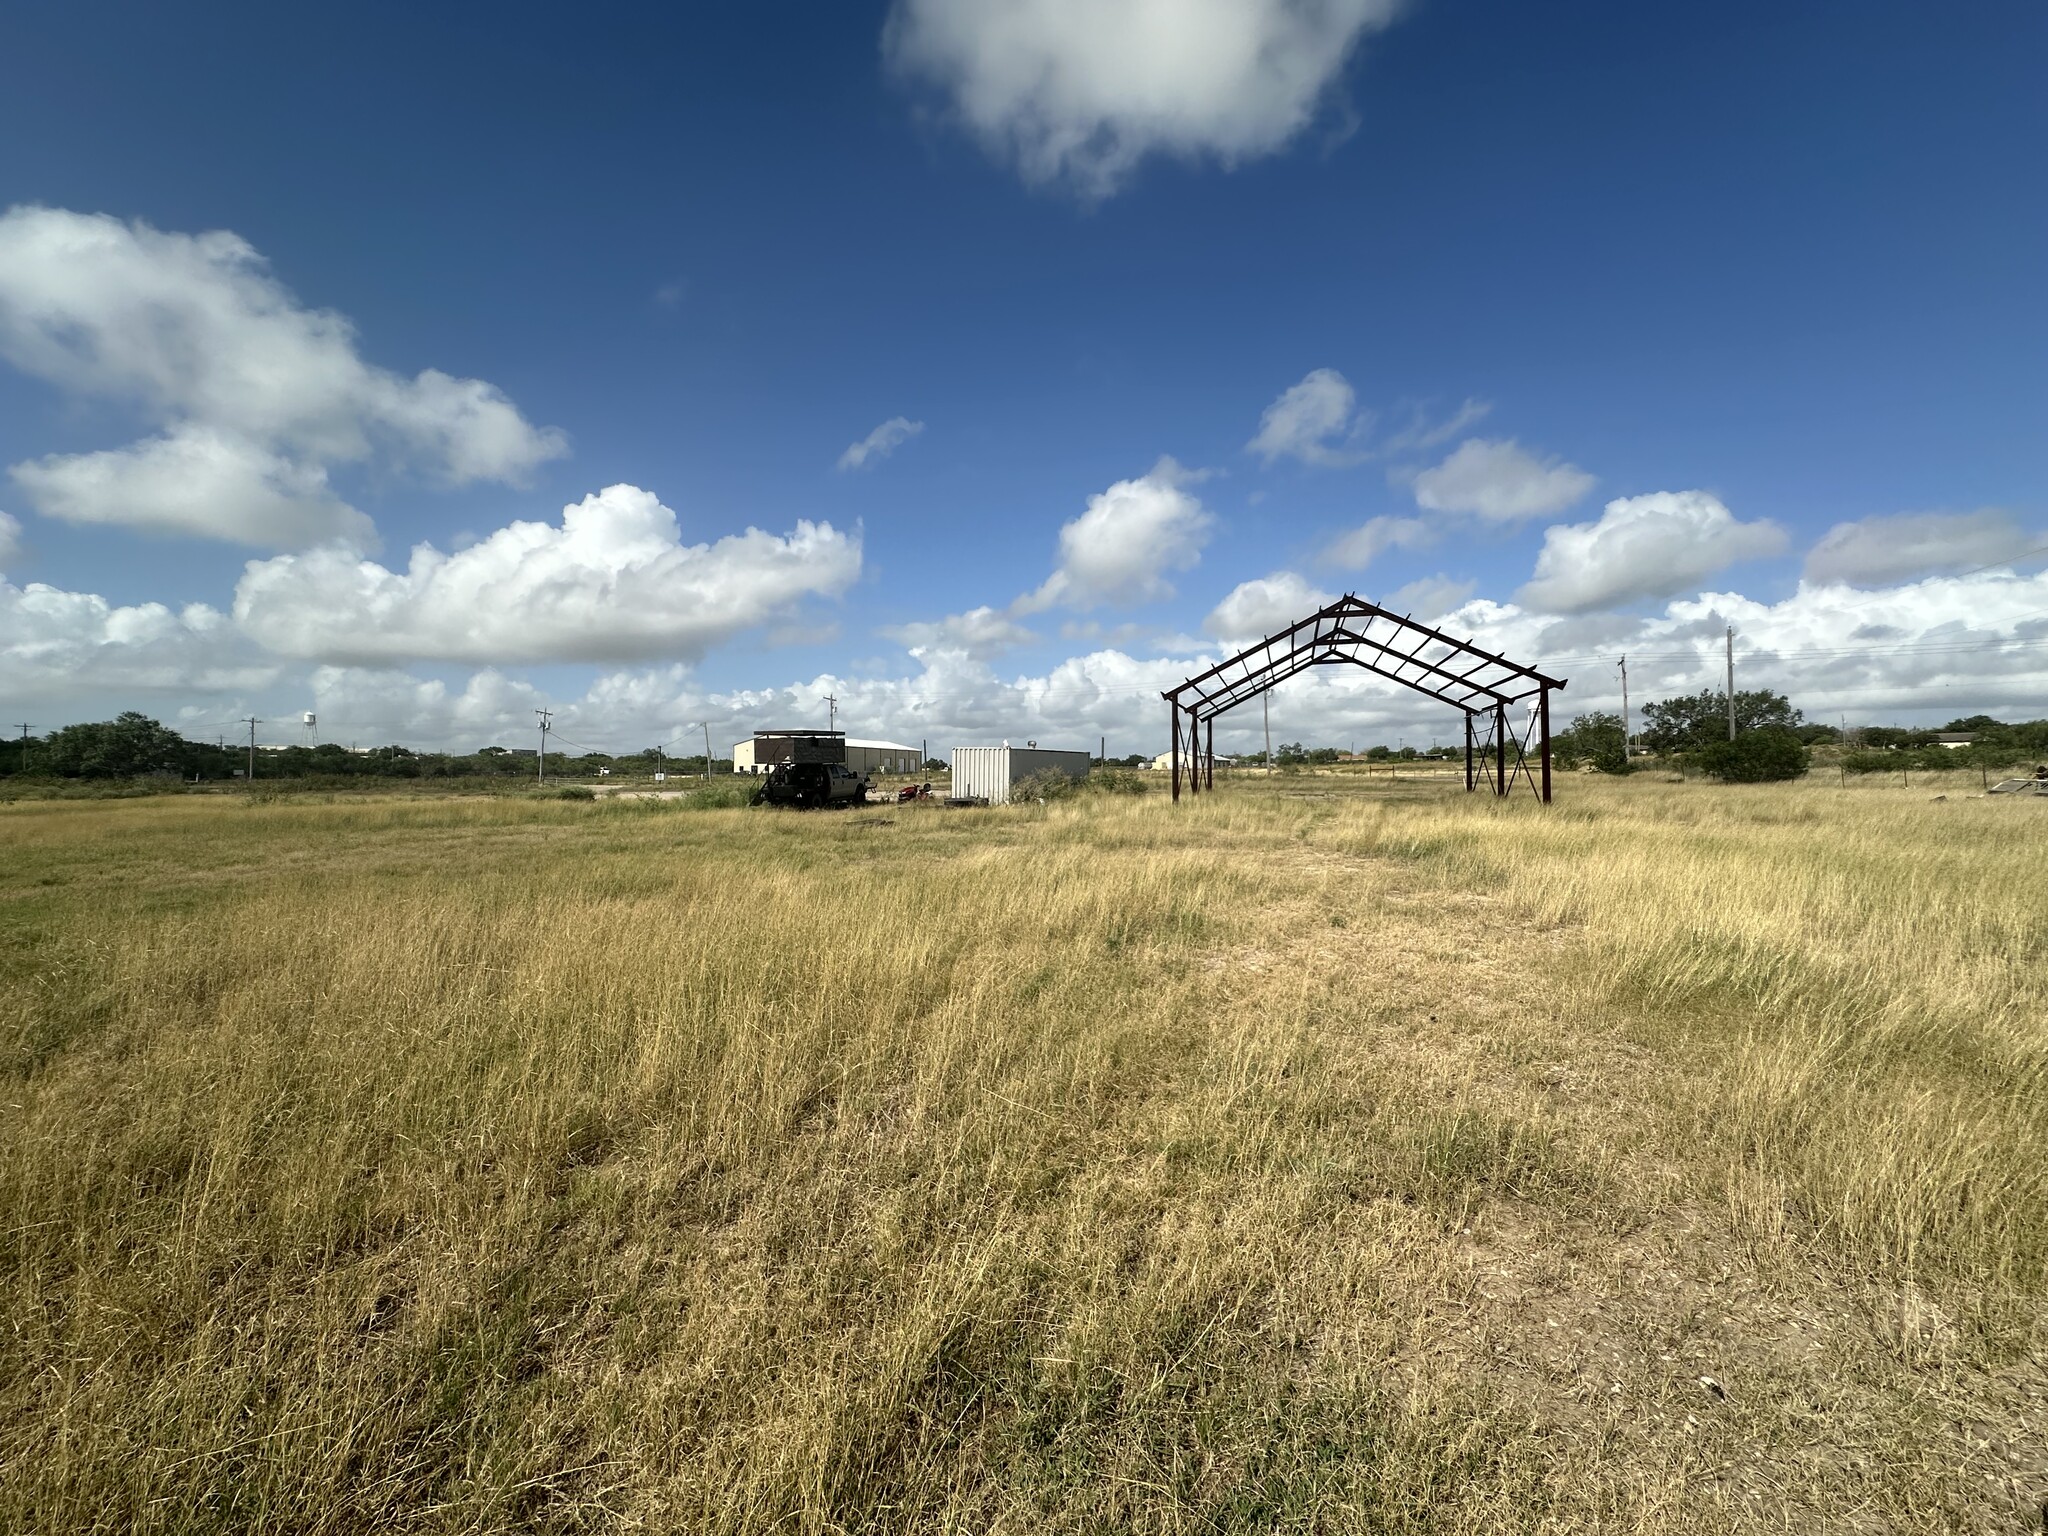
1,780,2042,1532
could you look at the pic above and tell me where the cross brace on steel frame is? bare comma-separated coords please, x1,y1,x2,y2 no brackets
1164,593,1565,805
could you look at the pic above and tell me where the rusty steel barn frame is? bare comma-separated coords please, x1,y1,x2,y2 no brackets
1162,594,1567,804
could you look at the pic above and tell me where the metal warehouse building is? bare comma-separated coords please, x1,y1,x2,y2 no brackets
950,745,1091,805
733,734,924,776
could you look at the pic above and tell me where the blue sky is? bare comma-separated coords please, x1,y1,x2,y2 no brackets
2,0,2044,754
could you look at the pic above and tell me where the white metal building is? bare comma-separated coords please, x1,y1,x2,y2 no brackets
950,745,1091,805
843,738,923,775
733,736,924,775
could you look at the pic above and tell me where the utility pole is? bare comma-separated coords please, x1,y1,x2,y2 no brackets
825,693,838,734
1263,692,1272,773
13,723,27,777
534,708,552,783
1618,654,1631,760
243,717,261,782
1725,625,1736,740
702,722,712,781
1100,734,1105,767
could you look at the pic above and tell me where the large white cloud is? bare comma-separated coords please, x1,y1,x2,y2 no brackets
1518,490,1787,613
10,426,376,550
0,577,274,704
12,561,2048,754
0,511,20,571
1019,456,1215,611
1804,509,2040,588
1204,571,1333,640
884,0,1403,198
0,206,565,548
286,560,2048,759
233,483,862,666
1410,437,1596,522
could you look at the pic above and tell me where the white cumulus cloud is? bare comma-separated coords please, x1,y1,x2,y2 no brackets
1384,574,1476,621
0,206,565,549
1320,513,1433,570
837,416,925,471
276,563,2048,759
233,483,862,666
0,576,273,703
1518,490,1788,614
10,426,376,550
1250,373,1490,469
0,511,20,570
1019,456,1216,611
1804,509,2041,588
884,0,1404,198
1411,438,1596,522
1204,571,1333,640
1248,368,1367,466
16,565,2048,754
883,604,1037,657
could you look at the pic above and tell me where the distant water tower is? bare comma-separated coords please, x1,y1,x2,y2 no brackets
302,711,318,747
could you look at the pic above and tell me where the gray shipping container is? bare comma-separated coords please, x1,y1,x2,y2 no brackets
950,745,1091,805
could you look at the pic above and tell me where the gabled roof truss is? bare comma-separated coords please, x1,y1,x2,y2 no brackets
1160,594,1567,803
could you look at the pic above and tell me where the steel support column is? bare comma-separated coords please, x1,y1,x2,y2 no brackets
1169,700,1180,805
1494,702,1507,796
1538,686,1552,805
1205,717,1214,790
1464,711,1475,792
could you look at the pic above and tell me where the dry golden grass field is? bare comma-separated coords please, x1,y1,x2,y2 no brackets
2,773,2044,1533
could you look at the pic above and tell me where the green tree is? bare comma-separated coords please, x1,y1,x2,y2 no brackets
1639,689,1801,754
38,713,191,778
1552,710,1630,773
1696,729,1810,782
0,732,43,778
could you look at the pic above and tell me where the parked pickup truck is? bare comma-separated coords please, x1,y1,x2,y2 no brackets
750,762,871,809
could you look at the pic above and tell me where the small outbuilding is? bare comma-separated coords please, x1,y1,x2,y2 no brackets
951,745,1091,805
1936,733,1976,750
